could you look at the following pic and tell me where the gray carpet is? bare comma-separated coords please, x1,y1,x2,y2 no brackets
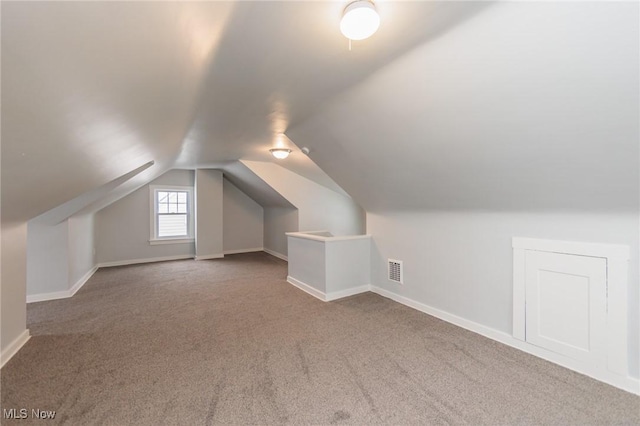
1,252,638,425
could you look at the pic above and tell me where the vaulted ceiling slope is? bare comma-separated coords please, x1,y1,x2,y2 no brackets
2,1,488,223
6,3,634,222
288,2,639,213
2,2,230,222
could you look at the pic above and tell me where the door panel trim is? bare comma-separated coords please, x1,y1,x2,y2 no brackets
513,237,629,377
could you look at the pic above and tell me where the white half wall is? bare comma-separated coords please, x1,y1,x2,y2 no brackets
287,232,371,301
96,169,195,264
264,207,298,259
195,169,223,259
287,236,326,293
367,210,640,379
223,178,263,253
1,222,29,359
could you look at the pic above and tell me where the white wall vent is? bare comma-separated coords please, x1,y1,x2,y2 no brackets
388,259,403,284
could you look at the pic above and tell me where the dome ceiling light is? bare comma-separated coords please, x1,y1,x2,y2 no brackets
269,148,292,159
340,0,380,42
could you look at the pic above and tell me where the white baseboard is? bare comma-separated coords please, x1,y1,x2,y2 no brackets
27,290,70,304
287,276,370,302
287,276,326,301
264,248,288,261
100,250,264,266
1,330,30,368
70,266,98,296
98,255,194,268
326,285,371,301
224,247,264,255
27,266,98,303
194,253,224,261
370,285,640,395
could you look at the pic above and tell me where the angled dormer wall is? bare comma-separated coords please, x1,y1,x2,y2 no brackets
94,169,264,266
241,160,365,236
96,169,196,265
263,207,298,260
223,178,266,254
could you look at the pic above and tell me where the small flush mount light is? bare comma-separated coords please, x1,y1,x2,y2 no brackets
269,148,292,159
340,0,380,41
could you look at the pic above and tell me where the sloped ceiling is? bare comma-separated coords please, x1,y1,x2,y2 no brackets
2,2,234,222
288,2,639,213
220,161,295,209
1,1,490,222
5,2,635,222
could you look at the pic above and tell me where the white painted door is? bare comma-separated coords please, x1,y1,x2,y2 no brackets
525,251,607,364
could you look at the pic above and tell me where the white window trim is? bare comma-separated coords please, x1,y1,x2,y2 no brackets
149,185,194,244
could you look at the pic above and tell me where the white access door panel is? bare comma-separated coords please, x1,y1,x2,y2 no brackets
525,251,606,364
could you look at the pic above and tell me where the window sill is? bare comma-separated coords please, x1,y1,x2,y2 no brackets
149,238,195,246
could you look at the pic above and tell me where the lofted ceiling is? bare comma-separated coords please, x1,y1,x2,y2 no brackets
2,1,637,223
1,0,490,223
288,1,639,213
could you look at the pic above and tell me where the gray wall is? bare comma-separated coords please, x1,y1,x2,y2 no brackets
1,222,28,352
68,214,95,286
195,169,223,258
26,213,95,298
27,220,69,295
223,178,263,252
96,169,266,264
264,207,298,259
96,169,196,264
368,211,639,378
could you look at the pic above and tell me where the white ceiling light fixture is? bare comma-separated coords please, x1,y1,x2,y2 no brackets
340,0,380,41
269,148,292,159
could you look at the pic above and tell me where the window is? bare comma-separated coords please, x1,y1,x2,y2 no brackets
150,185,194,244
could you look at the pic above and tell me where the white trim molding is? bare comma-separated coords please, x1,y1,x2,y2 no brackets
264,248,288,261
149,238,194,246
1,330,31,368
69,267,97,296
27,290,70,304
27,266,98,303
194,254,224,261
98,250,267,268
512,237,630,260
223,248,264,255
326,285,371,302
149,184,195,244
512,237,630,378
286,276,370,302
370,285,639,395
287,276,326,301
98,254,194,268
286,231,372,243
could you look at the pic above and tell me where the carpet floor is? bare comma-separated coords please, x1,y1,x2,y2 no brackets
1,252,638,425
